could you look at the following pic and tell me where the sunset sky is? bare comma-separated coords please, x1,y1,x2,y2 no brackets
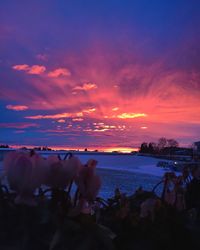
0,0,200,151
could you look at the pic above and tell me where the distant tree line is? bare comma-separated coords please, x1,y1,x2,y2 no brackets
19,146,52,151
139,137,180,155
0,145,9,148
0,145,54,151
33,146,52,151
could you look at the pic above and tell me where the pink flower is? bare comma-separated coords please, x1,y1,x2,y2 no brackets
164,187,176,206
47,155,60,165
4,152,32,190
63,155,82,183
75,159,101,201
4,151,38,205
175,193,186,211
45,155,82,188
163,172,177,205
140,198,160,221
77,198,93,214
3,151,19,174
45,157,66,189
30,153,48,187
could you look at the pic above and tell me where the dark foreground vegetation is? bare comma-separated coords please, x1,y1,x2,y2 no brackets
1,151,200,250
0,172,200,250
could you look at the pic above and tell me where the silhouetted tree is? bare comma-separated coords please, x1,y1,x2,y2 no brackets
157,137,167,152
20,147,28,150
34,147,41,151
140,142,148,153
140,138,180,155
167,139,179,148
148,142,157,154
0,145,9,148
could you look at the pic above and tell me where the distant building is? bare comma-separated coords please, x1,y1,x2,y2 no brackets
194,141,200,155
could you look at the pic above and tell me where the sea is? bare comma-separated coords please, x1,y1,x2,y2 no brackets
0,150,170,198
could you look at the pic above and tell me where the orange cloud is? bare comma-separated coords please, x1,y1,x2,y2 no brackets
117,113,147,119
6,104,28,111
27,65,46,74
83,108,96,113
12,64,46,75
109,113,147,119
73,83,97,91
25,112,83,120
48,68,71,77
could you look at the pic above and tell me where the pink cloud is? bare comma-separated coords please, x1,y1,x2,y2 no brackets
12,64,29,71
0,123,39,129
47,68,71,77
6,104,28,111
27,65,46,74
12,64,46,75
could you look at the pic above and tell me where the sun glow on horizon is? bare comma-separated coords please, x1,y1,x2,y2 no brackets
7,144,138,153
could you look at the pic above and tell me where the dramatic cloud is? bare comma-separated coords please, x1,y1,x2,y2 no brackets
6,104,28,111
48,68,71,78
